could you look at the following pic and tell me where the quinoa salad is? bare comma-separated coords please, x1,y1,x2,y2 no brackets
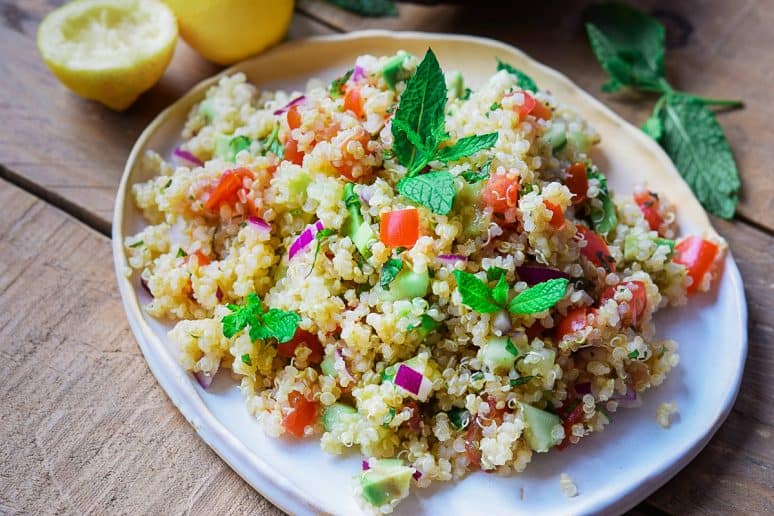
124,49,726,512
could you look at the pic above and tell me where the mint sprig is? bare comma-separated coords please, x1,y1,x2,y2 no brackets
397,171,456,216
495,58,538,93
222,293,300,343
585,2,743,219
453,270,502,313
453,271,568,315
508,278,569,315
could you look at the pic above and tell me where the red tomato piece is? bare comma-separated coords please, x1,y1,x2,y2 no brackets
336,128,372,180
577,225,616,272
555,307,589,341
556,399,585,450
530,99,553,120
282,391,319,438
599,280,647,328
287,104,302,130
464,419,482,467
404,400,422,432
518,91,536,119
283,138,304,166
204,168,253,211
565,162,589,205
482,171,519,214
191,250,211,267
633,191,663,231
544,200,565,229
674,236,720,294
380,208,419,248
344,87,365,119
276,329,323,364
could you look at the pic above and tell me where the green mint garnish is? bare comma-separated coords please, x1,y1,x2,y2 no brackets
396,170,456,215
241,354,252,366
485,266,506,282
452,270,502,313
508,278,569,315
461,160,491,184
380,258,404,290
222,293,300,344
176,248,187,257
491,274,509,306
587,166,618,235
495,58,538,92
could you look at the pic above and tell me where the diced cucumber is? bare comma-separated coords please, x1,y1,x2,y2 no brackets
287,170,311,204
382,54,410,90
214,133,231,159
322,402,357,432
544,121,567,152
520,402,562,453
482,336,519,373
353,221,377,259
517,348,556,378
320,356,336,377
567,130,591,154
359,459,414,507
385,269,429,301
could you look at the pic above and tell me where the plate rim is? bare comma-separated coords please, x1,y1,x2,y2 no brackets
112,29,748,515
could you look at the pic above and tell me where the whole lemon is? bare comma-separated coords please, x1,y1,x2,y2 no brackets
37,0,178,111
163,0,295,65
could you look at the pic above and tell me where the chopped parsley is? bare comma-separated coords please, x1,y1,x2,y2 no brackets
128,240,144,248
329,68,353,99
510,375,536,387
176,248,187,257
241,354,252,366
380,258,404,290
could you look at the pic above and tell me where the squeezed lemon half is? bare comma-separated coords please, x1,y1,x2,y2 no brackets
37,0,178,110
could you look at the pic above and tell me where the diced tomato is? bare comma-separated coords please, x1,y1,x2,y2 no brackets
282,391,319,438
544,200,565,229
204,168,254,211
484,395,506,423
191,250,211,266
276,329,323,364
404,400,422,432
555,307,589,341
482,171,519,215
556,399,585,450
530,99,553,120
380,208,419,248
633,191,663,231
577,225,616,272
287,104,302,130
510,91,552,120
335,128,372,180
599,280,647,328
464,419,482,467
284,138,304,166
674,236,720,294
565,162,589,205
344,87,365,119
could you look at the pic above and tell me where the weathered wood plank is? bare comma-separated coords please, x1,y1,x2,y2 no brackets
300,0,774,231
0,178,771,514
0,2,335,232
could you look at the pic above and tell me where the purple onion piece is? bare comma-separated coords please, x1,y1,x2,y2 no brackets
361,460,370,471
173,147,204,167
612,387,641,408
352,65,366,82
515,266,569,286
412,469,422,481
437,254,468,267
574,382,592,395
140,277,153,297
394,364,422,396
216,287,223,302
194,371,214,390
247,215,271,232
273,95,306,115
288,221,324,260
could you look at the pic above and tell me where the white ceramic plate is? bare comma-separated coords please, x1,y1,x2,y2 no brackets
112,31,747,516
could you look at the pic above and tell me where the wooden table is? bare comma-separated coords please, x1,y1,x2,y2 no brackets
1,1,771,514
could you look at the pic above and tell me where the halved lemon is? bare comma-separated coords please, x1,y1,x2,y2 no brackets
37,0,178,111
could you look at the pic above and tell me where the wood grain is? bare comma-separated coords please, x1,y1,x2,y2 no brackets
301,0,774,231
0,2,334,233
0,177,771,514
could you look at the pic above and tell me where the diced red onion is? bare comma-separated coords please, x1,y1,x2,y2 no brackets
288,220,325,259
140,277,153,297
412,469,422,480
352,65,366,82
437,254,468,267
362,460,370,471
247,216,271,232
216,287,223,302
394,364,432,401
273,95,306,115
612,388,641,408
515,266,569,286
173,146,204,167
194,370,214,389
574,382,592,395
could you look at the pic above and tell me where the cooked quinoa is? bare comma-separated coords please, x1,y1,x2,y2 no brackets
656,401,679,428
125,50,725,512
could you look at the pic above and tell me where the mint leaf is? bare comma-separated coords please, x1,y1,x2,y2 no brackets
453,270,501,313
435,132,498,163
261,123,284,159
391,49,448,175
222,293,263,338
486,266,506,282
326,0,397,17
330,69,353,99
585,4,667,93
229,135,251,159
491,274,509,306
659,94,739,218
380,258,404,290
461,160,491,184
252,309,301,343
642,106,664,141
496,58,538,92
508,278,569,314
397,170,456,215
587,167,618,235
